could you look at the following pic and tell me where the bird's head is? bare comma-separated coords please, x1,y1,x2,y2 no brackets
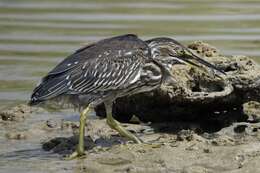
146,37,226,80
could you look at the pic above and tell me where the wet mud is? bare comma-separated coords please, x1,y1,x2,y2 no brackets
0,102,260,173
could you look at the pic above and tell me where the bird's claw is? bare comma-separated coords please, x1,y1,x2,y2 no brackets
64,151,86,160
133,137,143,144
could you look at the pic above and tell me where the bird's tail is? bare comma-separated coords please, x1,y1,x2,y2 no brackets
28,75,69,106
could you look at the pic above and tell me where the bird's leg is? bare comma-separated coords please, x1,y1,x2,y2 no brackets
105,102,143,144
65,106,92,160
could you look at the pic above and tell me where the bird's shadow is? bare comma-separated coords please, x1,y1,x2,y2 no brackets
41,135,126,156
40,106,249,156
150,110,248,135
0,136,125,160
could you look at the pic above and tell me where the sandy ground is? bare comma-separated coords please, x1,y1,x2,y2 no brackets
0,104,260,173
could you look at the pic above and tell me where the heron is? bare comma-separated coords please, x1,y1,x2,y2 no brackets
29,34,224,159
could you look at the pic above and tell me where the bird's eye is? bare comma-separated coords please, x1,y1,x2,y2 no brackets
174,47,184,54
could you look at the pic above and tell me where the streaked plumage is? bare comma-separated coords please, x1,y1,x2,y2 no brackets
29,34,163,108
29,34,224,159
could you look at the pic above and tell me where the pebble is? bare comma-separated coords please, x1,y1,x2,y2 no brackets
5,132,27,140
46,119,58,128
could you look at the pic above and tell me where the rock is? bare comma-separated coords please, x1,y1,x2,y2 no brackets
177,130,194,141
211,135,235,146
0,104,32,121
5,132,27,140
234,124,248,133
46,119,58,128
243,101,260,122
0,104,44,122
203,148,212,153
61,120,79,130
188,41,219,57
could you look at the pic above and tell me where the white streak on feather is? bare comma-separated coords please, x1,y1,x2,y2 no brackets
93,70,98,77
82,63,87,69
94,63,99,69
67,81,71,86
129,69,141,84
120,63,138,85
84,71,88,77
124,51,132,56
106,70,112,77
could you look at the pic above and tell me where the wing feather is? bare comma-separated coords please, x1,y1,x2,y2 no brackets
70,53,144,94
29,34,151,105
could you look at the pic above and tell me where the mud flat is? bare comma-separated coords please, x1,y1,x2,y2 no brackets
0,103,260,173
1,42,260,173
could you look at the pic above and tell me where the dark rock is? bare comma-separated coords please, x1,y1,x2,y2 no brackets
0,104,44,122
177,130,194,141
234,124,248,133
46,119,58,128
42,136,95,155
243,101,260,122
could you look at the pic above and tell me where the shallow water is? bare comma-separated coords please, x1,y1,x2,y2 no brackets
0,110,82,173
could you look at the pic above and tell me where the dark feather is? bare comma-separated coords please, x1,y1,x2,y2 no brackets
29,34,150,105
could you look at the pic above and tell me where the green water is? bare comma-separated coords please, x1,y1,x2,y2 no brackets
1,0,260,109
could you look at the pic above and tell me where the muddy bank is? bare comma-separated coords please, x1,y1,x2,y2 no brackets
0,102,260,173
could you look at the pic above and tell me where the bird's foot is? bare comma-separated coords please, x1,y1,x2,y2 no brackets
64,148,86,160
131,136,143,144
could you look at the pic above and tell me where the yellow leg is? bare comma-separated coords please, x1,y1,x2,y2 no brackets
65,106,91,160
105,102,143,144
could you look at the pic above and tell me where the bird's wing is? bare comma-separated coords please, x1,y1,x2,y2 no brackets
68,50,145,94
29,34,150,104
48,34,145,76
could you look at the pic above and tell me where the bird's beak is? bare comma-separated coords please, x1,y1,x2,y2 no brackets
170,47,226,79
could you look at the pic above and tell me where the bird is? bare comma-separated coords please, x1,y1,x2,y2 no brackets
29,34,224,159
